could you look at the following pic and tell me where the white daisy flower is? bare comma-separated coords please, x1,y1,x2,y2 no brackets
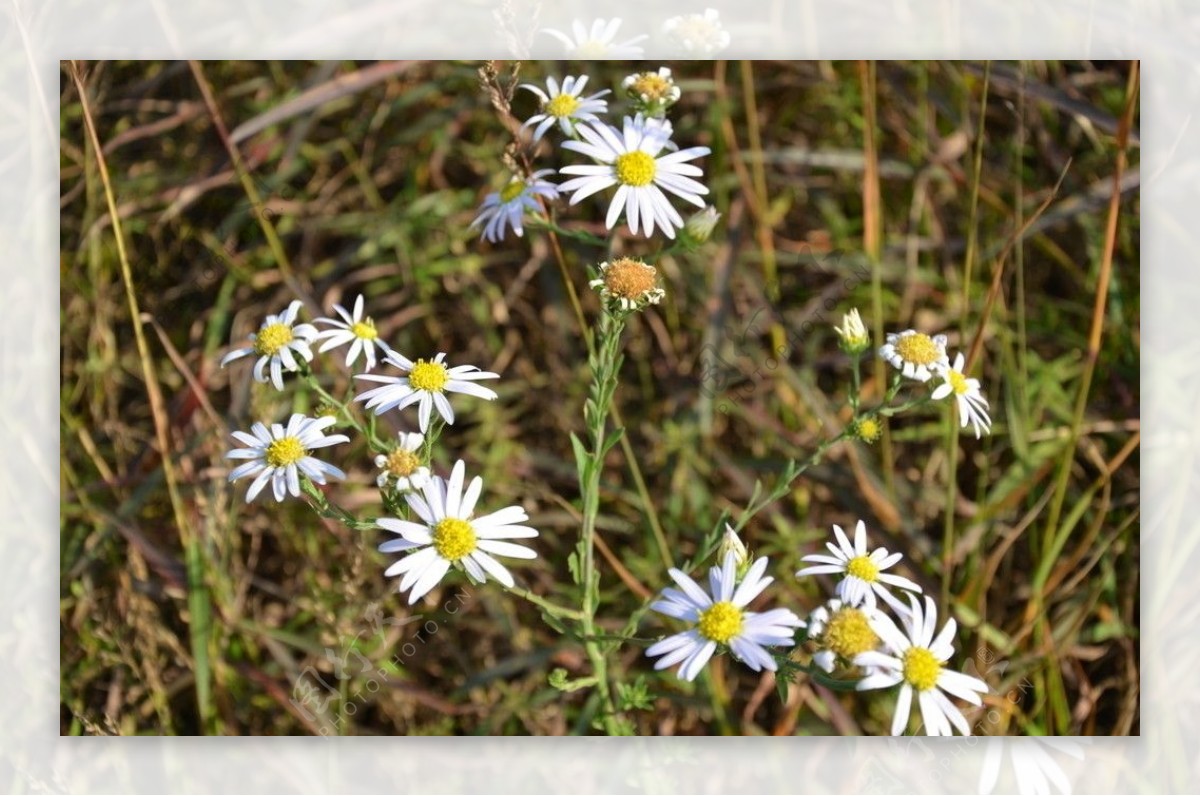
559,114,710,239
588,258,665,312
646,552,804,682
541,18,647,59
220,300,318,391
225,413,348,503
519,76,609,144
353,351,499,433
662,8,731,56
854,594,989,736
470,170,559,243
796,519,922,610
622,67,681,116
312,294,393,372
377,460,538,605
374,431,431,492
878,329,950,382
805,597,883,674
932,352,993,438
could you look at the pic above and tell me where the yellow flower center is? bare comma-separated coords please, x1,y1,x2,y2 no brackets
697,601,743,644
265,436,306,468
902,646,942,692
846,555,880,583
384,448,420,478
893,333,941,366
253,322,294,356
602,258,659,300
499,181,526,203
433,517,477,561
948,369,969,395
545,92,581,118
614,151,656,187
630,73,673,101
823,607,879,659
854,417,881,443
351,319,378,340
408,360,449,393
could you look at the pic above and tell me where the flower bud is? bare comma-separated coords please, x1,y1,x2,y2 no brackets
851,416,882,444
684,206,721,243
718,523,750,576
622,67,682,118
835,308,870,355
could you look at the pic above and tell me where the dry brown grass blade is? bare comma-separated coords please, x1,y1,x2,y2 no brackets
143,313,225,432
593,533,652,600
187,60,310,310
1041,59,1139,552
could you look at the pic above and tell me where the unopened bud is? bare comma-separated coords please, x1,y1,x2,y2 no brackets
684,206,721,243
851,415,882,444
718,523,750,576
835,308,870,355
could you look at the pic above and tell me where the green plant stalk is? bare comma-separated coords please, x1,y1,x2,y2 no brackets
574,309,630,735
849,352,862,413
942,412,961,612
508,102,672,575
508,588,586,622
732,376,914,535
301,479,377,531
301,373,385,451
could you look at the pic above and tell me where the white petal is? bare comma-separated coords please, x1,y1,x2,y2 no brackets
475,539,537,559
892,684,913,736
406,557,452,604
470,550,514,587
680,640,717,681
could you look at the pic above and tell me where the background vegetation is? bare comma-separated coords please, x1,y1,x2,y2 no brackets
60,59,1139,735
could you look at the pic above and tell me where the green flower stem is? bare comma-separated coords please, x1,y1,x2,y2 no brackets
574,308,631,735
729,428,853,535
301,373,384,452
300,478,376,531
507,587,586,622
524,216,609,247
849,352,863,413
421,415,445,464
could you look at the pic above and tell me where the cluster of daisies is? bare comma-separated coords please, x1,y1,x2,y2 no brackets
215,47,1001,739
645,520,989,736
220,295,539,605
471,62,714,244
642,311,996,735
832,308,993,439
